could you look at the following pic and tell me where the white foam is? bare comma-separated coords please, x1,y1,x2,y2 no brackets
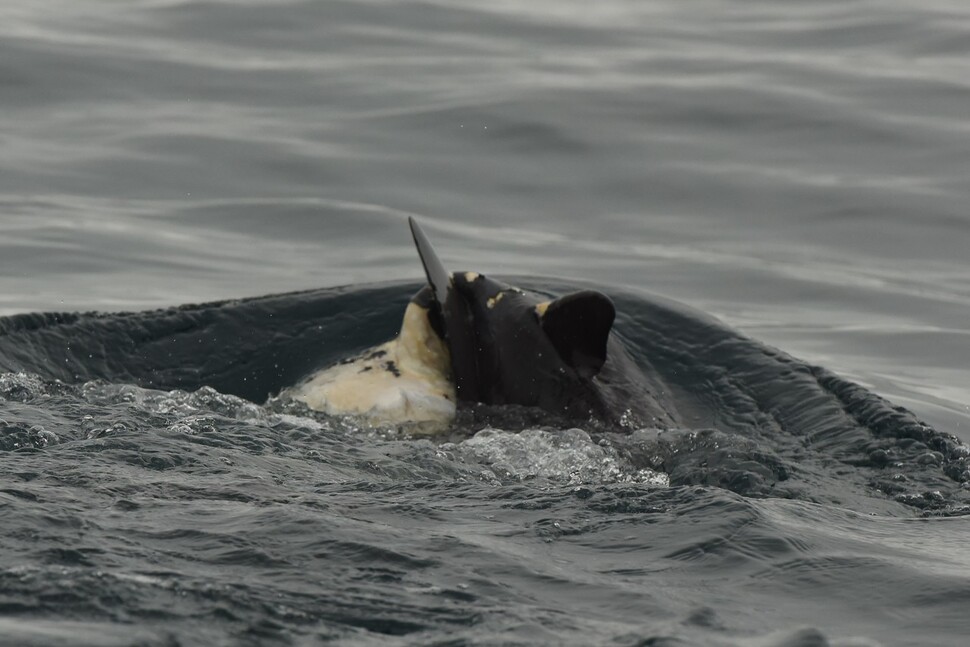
448,427,669,486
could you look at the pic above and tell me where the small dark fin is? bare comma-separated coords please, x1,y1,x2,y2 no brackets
539,290,615,379
408,217,451,306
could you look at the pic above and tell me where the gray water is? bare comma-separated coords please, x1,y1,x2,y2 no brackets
2,1,970,645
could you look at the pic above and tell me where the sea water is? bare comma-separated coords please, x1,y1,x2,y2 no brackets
1,1,969,645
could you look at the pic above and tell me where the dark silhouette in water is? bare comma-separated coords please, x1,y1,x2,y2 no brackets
0,270,967,514
279,218,678,429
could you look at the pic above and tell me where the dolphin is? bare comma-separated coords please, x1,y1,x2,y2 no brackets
284,218,678,433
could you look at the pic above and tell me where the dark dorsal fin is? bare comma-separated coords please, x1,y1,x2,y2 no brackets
538,290,615,379
408,217,451,306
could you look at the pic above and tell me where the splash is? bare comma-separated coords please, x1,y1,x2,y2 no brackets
444,427,669,486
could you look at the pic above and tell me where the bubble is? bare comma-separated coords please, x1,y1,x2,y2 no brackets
454,427,669,486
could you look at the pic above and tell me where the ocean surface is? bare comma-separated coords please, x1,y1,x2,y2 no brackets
2,1,970,645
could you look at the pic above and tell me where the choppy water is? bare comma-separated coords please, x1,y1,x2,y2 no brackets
2,1,970,645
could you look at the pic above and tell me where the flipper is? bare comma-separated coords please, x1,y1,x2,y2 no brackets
537,290,615,379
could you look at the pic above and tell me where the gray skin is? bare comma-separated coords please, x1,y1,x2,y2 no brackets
417,271,679,430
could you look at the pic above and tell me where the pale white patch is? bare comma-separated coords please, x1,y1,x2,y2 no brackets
283,302,456,434
534,300,551,317
486,291,505,309
463,271,480,282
